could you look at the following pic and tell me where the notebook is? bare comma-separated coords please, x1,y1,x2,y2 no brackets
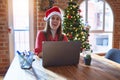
42,41,81,67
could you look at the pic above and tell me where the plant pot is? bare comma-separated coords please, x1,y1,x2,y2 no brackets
84,57,91,66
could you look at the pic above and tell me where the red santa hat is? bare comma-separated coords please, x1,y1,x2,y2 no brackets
44,6,62,21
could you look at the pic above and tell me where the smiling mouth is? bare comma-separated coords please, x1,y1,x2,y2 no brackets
52,23,58,26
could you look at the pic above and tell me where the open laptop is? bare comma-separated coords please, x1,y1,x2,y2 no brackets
42,41,81,67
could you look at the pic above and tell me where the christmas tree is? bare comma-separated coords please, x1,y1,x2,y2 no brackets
63,0,91,51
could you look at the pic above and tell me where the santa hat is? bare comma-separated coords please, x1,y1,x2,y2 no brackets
44,6,62,21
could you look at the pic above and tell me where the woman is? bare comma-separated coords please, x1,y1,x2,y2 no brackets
34,6,68,58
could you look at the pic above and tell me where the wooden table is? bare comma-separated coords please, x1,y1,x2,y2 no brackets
4,54,120,80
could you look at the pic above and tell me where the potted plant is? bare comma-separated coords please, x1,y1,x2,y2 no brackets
84,53,91,65
83,49,92,66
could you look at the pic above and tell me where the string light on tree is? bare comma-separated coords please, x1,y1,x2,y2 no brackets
63,0,91,52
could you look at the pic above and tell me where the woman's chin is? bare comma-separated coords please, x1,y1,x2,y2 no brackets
51,27,58,30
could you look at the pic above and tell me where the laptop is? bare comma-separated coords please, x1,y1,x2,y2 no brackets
42,41,81,67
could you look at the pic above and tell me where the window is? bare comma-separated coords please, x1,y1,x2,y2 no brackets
80,0,113,53
8,0,34,62
13,0,30,52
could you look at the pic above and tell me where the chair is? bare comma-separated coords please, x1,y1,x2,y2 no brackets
105,48,120,63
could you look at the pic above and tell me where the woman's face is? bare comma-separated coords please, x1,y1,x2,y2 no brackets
49,15,61,30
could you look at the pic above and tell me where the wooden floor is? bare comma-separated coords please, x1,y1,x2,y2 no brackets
0,76,4,80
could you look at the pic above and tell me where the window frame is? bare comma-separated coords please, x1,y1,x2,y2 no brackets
80,0,113,54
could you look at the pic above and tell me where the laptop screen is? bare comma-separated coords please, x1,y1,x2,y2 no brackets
42,41,81,67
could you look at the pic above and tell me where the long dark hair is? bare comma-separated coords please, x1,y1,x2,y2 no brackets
44,19,64,41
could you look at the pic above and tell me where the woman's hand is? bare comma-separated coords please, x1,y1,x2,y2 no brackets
37,52,43,58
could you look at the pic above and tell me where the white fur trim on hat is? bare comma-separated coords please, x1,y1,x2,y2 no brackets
44,11,62,21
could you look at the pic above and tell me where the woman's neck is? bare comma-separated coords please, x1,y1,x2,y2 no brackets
51,29,57,38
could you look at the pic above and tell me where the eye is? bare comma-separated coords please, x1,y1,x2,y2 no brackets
56,17,60,20
51,16,55,20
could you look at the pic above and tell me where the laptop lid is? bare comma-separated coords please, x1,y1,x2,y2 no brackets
42,41,81,67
